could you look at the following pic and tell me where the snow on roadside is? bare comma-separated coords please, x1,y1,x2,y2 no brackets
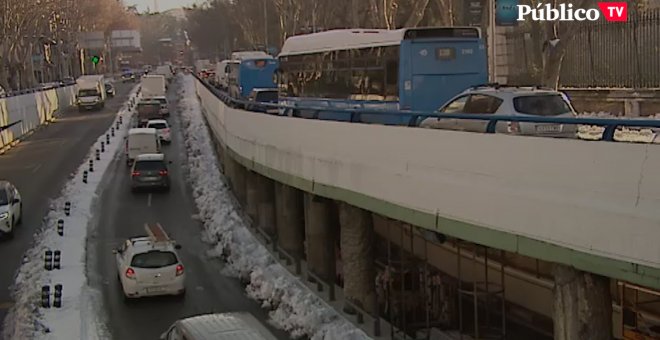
3,87,140,340
177,73,370,340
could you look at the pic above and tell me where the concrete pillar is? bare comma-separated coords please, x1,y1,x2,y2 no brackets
232,159,247,206
339,202,376,314
553,264,613,340
245,171,259,224
275,183,304,257
223,153,236,189
303,193,336,282
256,176,276,236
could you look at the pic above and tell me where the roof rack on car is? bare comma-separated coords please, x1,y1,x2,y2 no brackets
144,223,171,244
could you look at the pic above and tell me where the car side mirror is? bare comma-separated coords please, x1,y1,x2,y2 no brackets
12,198,20,204
112,249,118,254
174,244,182,250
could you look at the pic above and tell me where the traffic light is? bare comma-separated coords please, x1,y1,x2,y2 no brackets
91,55,100,65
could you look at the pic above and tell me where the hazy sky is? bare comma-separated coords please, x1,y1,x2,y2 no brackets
126,0,200,12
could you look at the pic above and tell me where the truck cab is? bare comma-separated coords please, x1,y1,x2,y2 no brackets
76,75,107,111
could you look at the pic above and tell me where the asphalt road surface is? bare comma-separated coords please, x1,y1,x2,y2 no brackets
90,80,290,340
0,82,135,332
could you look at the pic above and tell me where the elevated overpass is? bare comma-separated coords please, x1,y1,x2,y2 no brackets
191,75,660,338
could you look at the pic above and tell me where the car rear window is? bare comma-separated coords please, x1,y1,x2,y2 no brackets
148,123,167,129
134,160,166,171
255,91,278,103
131,250,178,268
156,98,167,104
513,94,572,116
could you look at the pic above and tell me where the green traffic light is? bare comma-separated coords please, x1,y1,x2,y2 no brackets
91,56,100,65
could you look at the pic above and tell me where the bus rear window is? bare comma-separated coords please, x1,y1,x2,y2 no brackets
513,95,573,116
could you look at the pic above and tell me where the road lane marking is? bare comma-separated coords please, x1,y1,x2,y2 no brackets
147,193,152,207
31,163,42,173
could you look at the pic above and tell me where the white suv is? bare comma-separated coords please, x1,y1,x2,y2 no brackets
114,223,185,300
420,85,578,137
0,181,22,238
146,119,171,143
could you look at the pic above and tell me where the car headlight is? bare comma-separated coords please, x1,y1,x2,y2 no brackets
0,212,8,220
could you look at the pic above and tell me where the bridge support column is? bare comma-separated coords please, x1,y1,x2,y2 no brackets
245,170,259,224
303,193,336,282
275,183,304,258
233,160,247,206
256,176,276,236
339,202,376,314
553,264,613,340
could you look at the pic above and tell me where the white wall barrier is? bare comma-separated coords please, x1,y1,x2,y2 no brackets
0,86,76,152
194,78,660,289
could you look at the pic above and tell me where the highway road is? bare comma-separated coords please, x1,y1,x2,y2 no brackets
90,81,290,339
0,82,134,332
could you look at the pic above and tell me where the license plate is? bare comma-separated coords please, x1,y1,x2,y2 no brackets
536,125,561,133
143,177,159,181
146,286,164,293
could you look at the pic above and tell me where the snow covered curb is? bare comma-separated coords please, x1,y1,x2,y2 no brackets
177,74,370,340
3,87,140,340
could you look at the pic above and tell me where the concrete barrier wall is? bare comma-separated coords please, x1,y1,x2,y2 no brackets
195,79,660,289
0,86,76,151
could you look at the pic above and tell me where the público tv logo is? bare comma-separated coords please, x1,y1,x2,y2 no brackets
517,2,628,22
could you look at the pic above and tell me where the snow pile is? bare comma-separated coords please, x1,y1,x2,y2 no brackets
577,112,660,143
3,87,140,340
177,74,370,340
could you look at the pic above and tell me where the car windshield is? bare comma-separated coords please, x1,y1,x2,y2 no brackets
513,94,573,116
0,190,7,205
148,123,167,129
255,91,278,103
134,160,166,171
130,250,178,268
79,89,98,97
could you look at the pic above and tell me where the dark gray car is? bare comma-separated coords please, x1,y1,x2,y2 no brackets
130,154,171,192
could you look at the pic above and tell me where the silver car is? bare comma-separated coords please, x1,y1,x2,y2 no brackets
420,85,578,138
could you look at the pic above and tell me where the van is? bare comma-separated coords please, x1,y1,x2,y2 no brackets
160,312,278,340
125,128,161,166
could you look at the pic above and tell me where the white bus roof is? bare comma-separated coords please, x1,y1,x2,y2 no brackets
279,27,482,57
230,51,272,61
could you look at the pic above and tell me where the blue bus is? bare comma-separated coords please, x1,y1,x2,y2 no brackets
227,52,279,99
276,27,488,124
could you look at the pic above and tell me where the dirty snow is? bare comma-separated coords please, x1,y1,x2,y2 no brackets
177,73,370,340
3,87,140,340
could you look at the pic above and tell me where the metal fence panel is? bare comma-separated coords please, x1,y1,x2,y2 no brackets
504,9,660,88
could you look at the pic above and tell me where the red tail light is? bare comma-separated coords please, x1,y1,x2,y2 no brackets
125,267,136,279
175,264,184,276
159,170,168,176
132,171,140,177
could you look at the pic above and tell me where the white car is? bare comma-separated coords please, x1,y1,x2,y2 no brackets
114,223,185,300
420,84,578,138
0,181,22,238
146,119,171,143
